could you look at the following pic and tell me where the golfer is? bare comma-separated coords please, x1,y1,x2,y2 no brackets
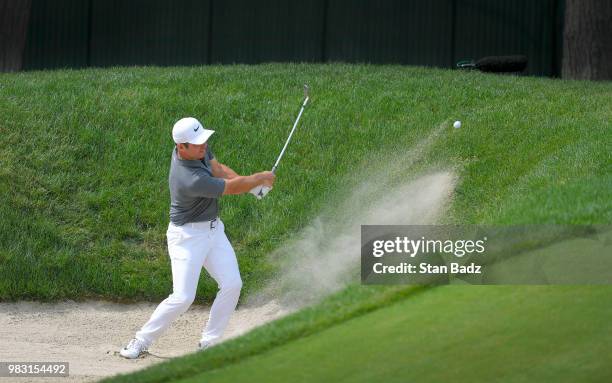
120,117,275,358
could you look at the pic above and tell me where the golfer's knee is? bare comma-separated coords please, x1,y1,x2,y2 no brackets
168,292,195,309
221,278,242,295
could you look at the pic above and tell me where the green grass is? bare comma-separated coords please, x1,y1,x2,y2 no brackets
1,64,611,382
178,286,612,383
1,64,609,301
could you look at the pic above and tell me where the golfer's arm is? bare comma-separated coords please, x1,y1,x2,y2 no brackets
219,163,239,179
210,159,238,180
222,175,262,195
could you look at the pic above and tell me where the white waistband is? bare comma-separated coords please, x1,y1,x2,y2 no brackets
171,218,219,229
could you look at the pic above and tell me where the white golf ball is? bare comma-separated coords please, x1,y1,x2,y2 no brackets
453,120,462,129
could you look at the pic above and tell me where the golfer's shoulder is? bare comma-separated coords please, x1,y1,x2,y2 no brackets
188,168,224,191
169,164,204,186
174,169,209,192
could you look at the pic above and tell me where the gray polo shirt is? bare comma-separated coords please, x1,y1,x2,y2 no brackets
169,147,226,226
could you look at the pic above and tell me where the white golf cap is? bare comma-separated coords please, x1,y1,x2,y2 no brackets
172,117,215,145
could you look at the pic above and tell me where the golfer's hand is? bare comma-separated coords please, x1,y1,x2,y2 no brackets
249,171,275,199
249,185,272,199
260,171,276,187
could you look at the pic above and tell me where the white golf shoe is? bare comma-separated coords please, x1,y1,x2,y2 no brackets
120,338,148,359
197,341,212,352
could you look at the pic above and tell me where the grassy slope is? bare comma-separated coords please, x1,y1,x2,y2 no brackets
180,286,612,383
0,64,610,301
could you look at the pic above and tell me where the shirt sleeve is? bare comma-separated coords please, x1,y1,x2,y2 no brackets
206,147,215,161
185,169,225,198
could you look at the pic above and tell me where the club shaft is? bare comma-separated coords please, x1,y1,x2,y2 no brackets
272,96,309,173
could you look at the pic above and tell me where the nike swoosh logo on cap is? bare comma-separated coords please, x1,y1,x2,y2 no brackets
194,126,200,132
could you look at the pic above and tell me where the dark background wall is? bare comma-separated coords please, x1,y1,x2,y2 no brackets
22,0,565,76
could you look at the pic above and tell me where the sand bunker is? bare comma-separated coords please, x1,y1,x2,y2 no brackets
0,300,288,382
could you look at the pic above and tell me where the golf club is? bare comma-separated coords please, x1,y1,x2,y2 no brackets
251,85,310,199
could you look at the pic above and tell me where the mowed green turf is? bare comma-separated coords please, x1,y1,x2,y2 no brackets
177,286,612,383
0,64,610,301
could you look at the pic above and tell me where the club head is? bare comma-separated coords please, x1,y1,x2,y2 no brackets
304,84,310,98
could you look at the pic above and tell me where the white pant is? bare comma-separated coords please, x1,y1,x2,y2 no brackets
135,218,242,347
